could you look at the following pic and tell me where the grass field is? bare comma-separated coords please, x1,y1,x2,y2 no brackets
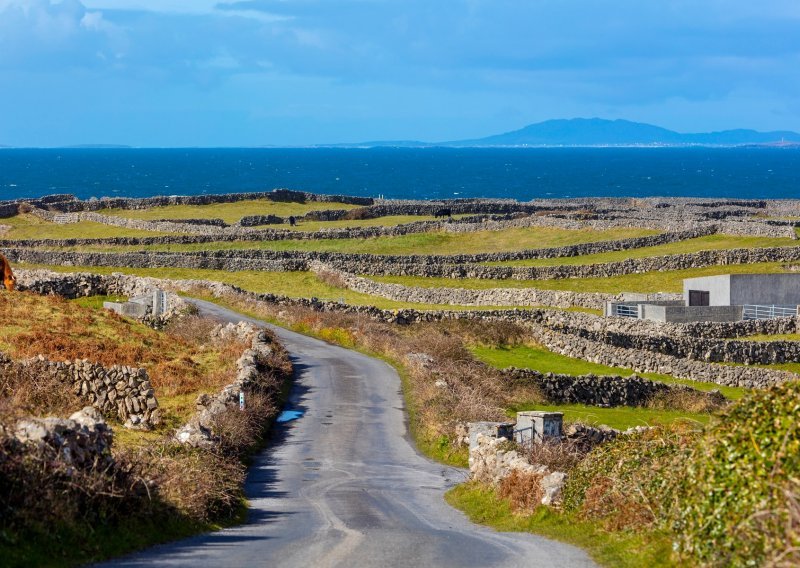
488,234,799,267
0,214,175,240
472,344,747,400
370,261,791,294
99,199,359,223
21,263,559,312
67,226,660,256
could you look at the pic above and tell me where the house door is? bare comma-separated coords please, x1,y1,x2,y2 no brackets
688,290,710,306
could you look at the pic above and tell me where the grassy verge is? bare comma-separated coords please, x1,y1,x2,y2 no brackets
446,483,675,568
487,234,797,267
507,402,711,429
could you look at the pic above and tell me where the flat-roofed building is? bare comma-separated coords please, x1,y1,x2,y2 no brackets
606,273,800,322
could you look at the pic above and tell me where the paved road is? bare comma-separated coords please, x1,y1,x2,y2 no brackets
103,300,594,567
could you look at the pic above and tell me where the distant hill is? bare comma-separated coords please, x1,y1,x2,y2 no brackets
329,118,800,148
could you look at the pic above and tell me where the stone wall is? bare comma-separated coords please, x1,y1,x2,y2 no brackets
0,352,160,429
311,262,618,309
9,407,113,470
5,248,307,273
527,324,793,389
532,316,800,364
501,368,673,406
18,189,373,213
12,269,798,389
175,322,289,448
469,435,567,507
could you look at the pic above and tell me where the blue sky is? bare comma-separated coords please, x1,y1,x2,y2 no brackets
1,0,799,146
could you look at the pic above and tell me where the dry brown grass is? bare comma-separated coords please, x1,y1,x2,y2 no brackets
498,470,544,513
314,268,348,289
125,444,245,522
0,292,244,399
524,439,586,472
0,362,78,421
647,387,727,414
580,476,656,531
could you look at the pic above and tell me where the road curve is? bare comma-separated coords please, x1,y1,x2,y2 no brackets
101,299,595,568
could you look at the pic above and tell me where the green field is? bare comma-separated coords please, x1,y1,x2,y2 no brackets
66,226,660,256
472,344,747,399
0,214,174,240
99,199,359,223
488,234,799,267
508,402,712,429
370,261,792,294
21,264,560,312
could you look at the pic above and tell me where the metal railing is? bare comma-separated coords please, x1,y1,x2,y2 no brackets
742,305,798,320
614,304,640,318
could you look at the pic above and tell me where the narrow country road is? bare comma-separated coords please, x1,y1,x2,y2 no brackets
101,300,595,567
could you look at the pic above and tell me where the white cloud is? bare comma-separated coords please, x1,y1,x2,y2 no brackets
80,0,220,14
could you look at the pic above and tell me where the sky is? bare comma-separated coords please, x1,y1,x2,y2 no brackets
1,0,799,147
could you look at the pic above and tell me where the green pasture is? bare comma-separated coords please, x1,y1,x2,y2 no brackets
0,214,174,240
20,263,553,312
369,261,792,294
65,226,659,256
488,234,799,267
99,199,359,224
472,344,747,399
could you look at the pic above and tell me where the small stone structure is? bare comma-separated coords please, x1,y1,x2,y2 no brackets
514,411,563,445
104,289,169,319
467,421,515,451
10,407,113,469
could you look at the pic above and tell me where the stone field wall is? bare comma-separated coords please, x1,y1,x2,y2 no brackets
14,269,797,390
0,352,160,429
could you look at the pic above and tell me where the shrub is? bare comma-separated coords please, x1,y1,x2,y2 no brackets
341,207,377,220
672,381,800,566
562,425,699,531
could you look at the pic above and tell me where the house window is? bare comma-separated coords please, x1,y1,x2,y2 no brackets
688,290,710,306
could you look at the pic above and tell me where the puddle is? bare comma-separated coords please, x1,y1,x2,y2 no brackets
276,409,304,423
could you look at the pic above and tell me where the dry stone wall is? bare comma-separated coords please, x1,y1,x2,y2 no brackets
311,262,617,309
527,324,793,389
13,269,797,389
0,352,160,429
9,407,113,470
175,322,288,449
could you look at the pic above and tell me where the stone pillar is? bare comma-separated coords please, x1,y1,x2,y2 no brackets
152,289,166,316
515,411,563,445
467,421,514,451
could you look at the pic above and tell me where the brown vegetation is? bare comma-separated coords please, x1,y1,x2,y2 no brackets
0,292,245,399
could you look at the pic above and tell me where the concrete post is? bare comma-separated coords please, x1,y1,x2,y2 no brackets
514,411,563,445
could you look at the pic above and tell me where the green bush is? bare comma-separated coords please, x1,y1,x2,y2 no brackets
562,426,698,531
672,381,800,567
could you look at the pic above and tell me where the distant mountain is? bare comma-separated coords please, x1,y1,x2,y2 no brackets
331,118,800,148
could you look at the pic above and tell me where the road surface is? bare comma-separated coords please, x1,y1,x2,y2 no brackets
102,299,595,567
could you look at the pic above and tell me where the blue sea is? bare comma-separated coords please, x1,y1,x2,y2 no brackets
1,147,799,201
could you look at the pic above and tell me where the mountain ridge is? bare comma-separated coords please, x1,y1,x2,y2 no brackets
324,118,800,148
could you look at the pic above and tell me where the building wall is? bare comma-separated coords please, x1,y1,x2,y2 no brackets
729,274,800,306
683,275,732,306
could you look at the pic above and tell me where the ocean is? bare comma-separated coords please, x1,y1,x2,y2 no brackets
1,147,799,201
